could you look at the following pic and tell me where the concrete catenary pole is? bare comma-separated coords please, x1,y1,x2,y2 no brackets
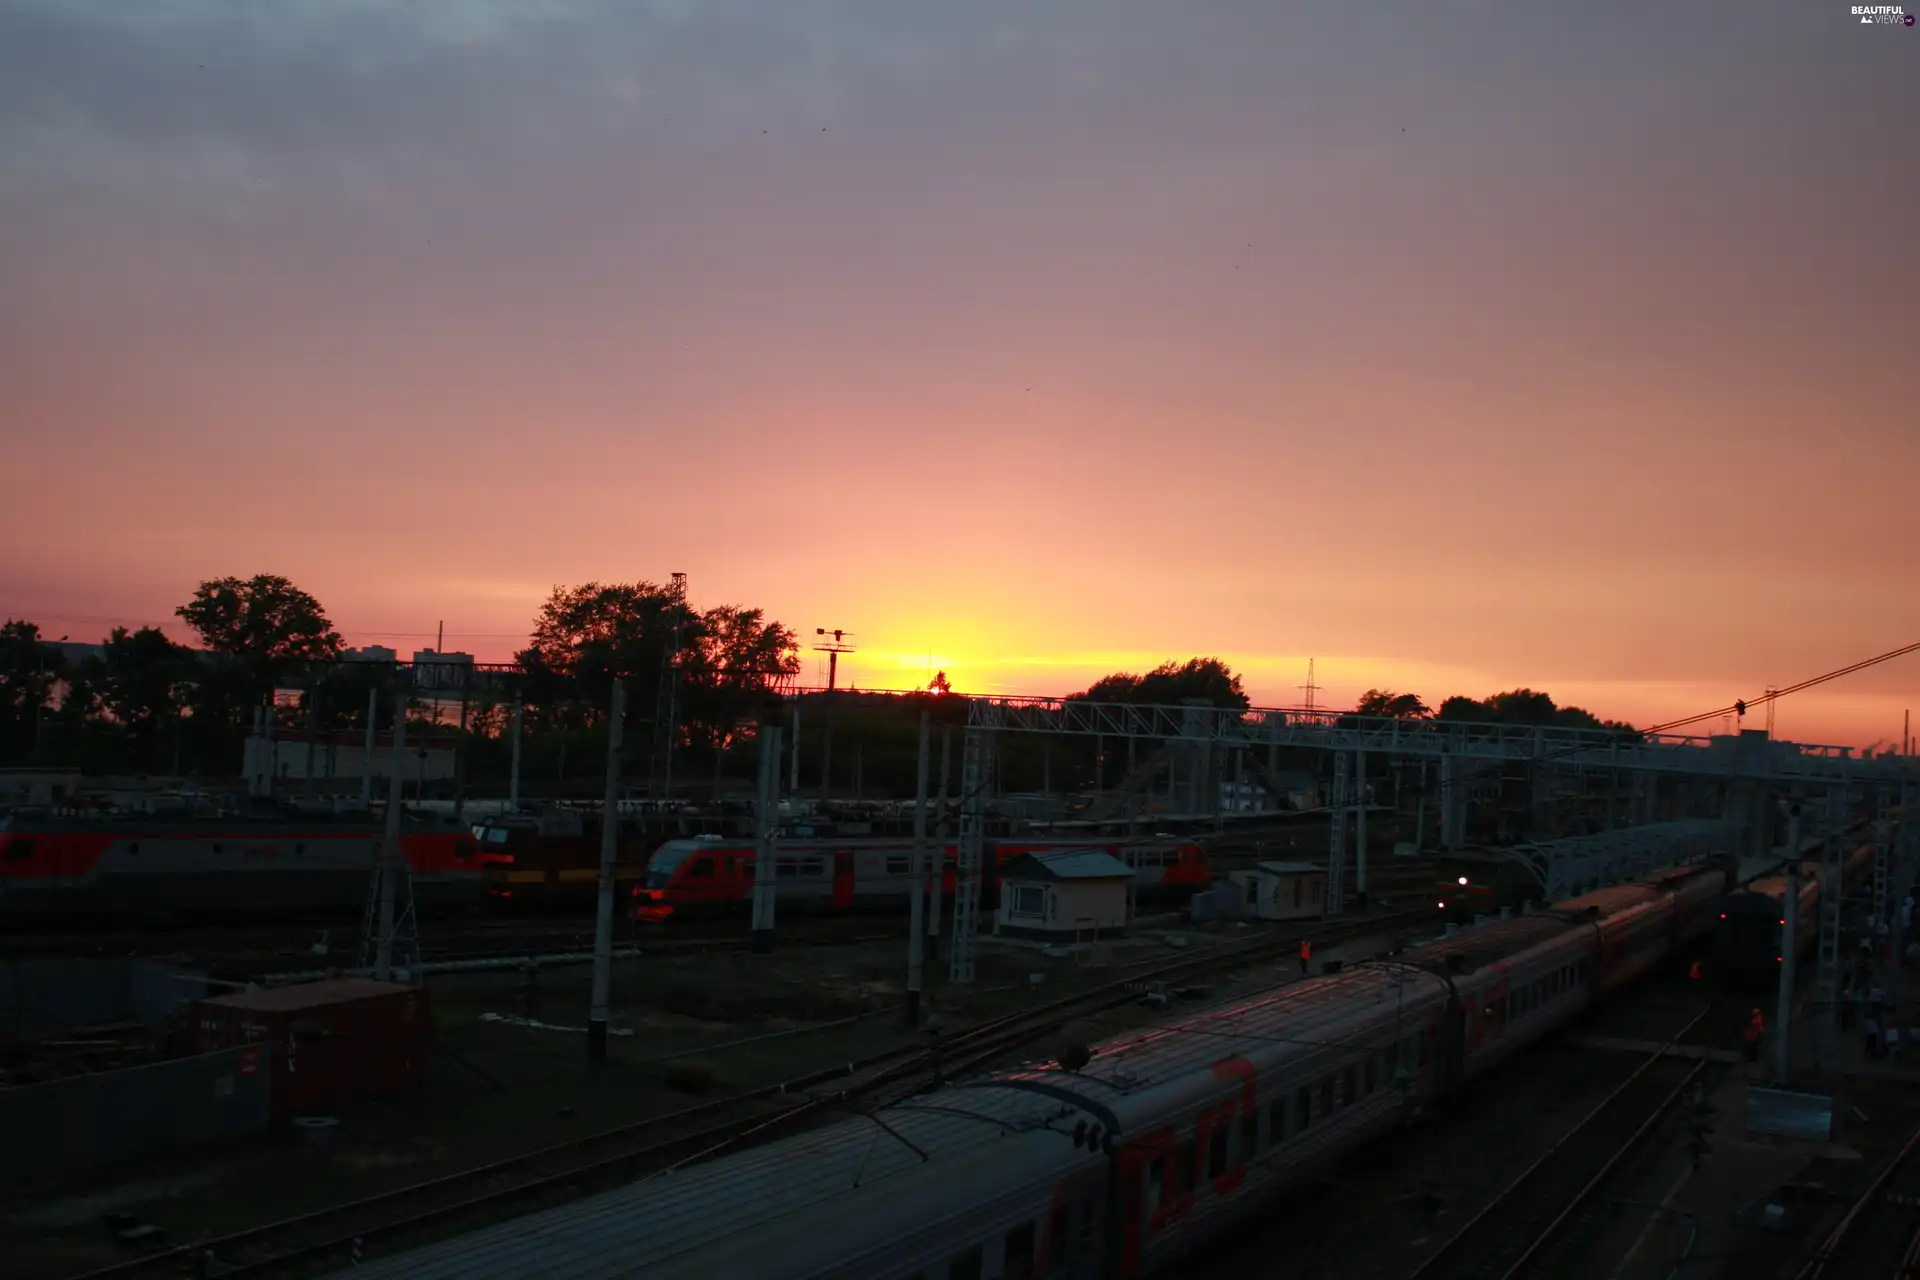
589,679,625,1063
1355,748,1368,899
374,690,406,982
789,704,801,795
360,685,378,805
907,710,931,1024
1774,804,1802,1081
751,720,782,952
928,725,951,957
507,698,523,812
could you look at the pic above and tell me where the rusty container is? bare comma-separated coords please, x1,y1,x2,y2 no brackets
191,979,430,1123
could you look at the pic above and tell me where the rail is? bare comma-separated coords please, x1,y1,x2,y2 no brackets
1404,1001,1743,1280
68,908,1431,1280
1795,1117,1920,1280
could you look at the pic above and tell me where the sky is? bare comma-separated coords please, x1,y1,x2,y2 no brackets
2,1,1916,751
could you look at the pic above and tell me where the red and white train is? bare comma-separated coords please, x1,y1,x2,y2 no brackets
338,856,1745,1280
0,810,492,919
631,835,1211,922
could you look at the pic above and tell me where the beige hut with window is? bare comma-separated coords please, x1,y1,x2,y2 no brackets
995,848,1135,941
1227,860,1327,921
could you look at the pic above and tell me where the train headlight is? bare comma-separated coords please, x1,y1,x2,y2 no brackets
1458,877,1469,886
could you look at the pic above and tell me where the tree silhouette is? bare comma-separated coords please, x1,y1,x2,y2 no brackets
1068,657,1249,709
928,670,953,695
1355,689,1430,718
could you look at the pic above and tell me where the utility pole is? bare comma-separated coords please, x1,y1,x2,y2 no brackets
452,687,470,824
589,679,625,1063
360,686,378,805
907,710,930,1024
1775,808,1802,1080
751,716,782,953
374,691,406,982
654,572,688,803
1300,658,1322,715
507,698,523,811
928,725,951,958
812,628,856,799
788,704,801,795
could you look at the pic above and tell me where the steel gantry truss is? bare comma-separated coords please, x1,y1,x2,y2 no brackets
964,696,1915,785
1501,820,1740,901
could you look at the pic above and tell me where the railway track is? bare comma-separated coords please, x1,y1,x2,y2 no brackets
69,908,1432,1280
1404,998,1749,1280
1795,1118,1920,1280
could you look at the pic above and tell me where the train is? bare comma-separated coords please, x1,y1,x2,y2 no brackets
1433,851,1538,922
335,855,1740,1280
1712,839,1877,985
0,806,492,920
631,836,1212,922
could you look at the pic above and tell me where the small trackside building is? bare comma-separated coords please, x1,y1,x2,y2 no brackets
1228,860,1327,921
994,848,1135,941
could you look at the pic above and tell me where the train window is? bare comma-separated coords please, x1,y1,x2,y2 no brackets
803,858,826,876
1320,1077,1334,1116
1240,1103,1259,1157
1486,996,1505,1031
452,839,476,860
1147,1155,1165,1211
692,859,715,878
1269,1098,1287,1145
1295,1086,1311,1132
947,1244,983,1280
1177,1139,1197,1196
777,858,799,877
4,839,33,862
887,855,910,875
1341,1065,1356,1106
212,843,224,854
1209,1126,1229,1179
1004,1222,1036,1280
1363,1053,1377,1095
129,842,141,856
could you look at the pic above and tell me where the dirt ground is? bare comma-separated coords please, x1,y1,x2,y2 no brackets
0,920,1264,1278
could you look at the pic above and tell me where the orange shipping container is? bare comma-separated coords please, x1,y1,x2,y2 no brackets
191,979,430,1124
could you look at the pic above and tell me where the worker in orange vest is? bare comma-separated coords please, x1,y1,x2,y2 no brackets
1744,1009,1765,1063
1298,938,1313,976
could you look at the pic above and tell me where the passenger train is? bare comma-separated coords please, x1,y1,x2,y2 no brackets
631,836,1211,922
336,855,1739,1280
1712,838,1877,986
0,807,491,919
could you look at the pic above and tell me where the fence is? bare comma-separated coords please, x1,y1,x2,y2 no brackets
0,1044,274,1187
1,958,208,1039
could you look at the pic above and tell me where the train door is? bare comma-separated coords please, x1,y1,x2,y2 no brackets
832,849,855,911
1431,999,1467,1095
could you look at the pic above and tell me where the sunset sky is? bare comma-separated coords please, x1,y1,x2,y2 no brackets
3,2,1916,750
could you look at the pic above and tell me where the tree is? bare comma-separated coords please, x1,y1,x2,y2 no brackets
94,627,192,741
1355,689,1430,719
928,670,952,695
176,575,342,691
1067,658,1249,709
1434,688,1636,737
678,603,801,750
0,620,66,760
516,581,686,724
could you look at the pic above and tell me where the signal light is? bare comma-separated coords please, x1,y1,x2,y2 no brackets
1719,913,1726,919
1438,901,1446,910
